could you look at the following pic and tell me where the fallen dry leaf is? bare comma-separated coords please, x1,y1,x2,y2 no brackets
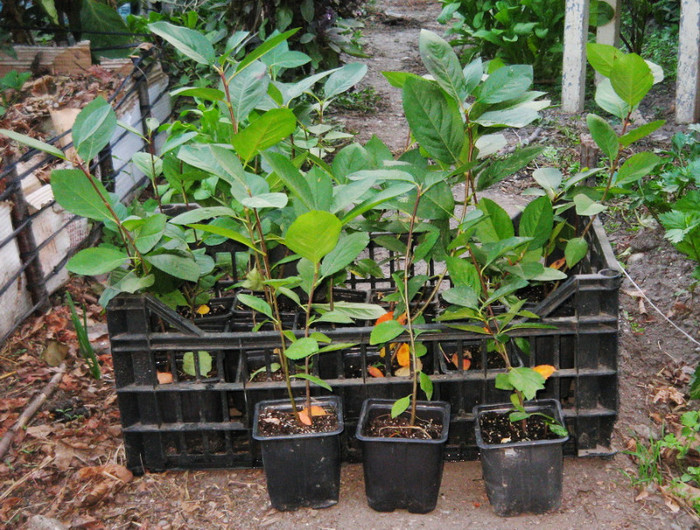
635,488,650,502
298,410,312,426
367,366,384,378
157,372,173,384
533,365,556,379
396,343,410,367
451,353,471,370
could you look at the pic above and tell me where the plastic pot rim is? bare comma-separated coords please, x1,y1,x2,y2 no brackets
355,398,451,444
252,395,344,441
473,399,570,450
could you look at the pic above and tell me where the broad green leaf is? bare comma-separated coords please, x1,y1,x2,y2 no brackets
145,253,200,282
177,144,245,185
391,395,411,418
240,192,288,209
0,129,65,159
228,60,269,124
595,79,631,119
402,76,465,164
532,266,567,281
495,372,513,390
324,62,367,98
72,97,117,162
532,167,562,191
67,248,130,275
586,43,622,77
285,211,341,263
281,69,337,103
476,146,544,191
619,120,665,147
134,213,166,254
132,152,163,180
320,232,369,278
370,320,405,345
446,257,481,295
519,195,553,249
183,351,212,377
149,21,215,65
476,198,514,242
170,86,225,101
475,133,507,158
237,293,274,319
331,143,369,183
610,53,653,107
264,152,314,210
79,0,131,59
189,223,257,251
419,29,467,103
51,169,115,222
170,206,237,225
508,367,546,401
614,152,661,186
565,237,588,268
462,57,483,96
232,108,296,163
484,278,528,306
474,107,539,128
477,65,532,104
290,372,332,391
574,194,607,216
381,71,424,89
420,371,434,400
586,114,619,160
312,302,387,320
442,285,479,309
483,237,533,269
284,337,319,360
236,29,299,74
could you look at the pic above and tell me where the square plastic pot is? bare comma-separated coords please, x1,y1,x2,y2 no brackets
252,396,343,511
355,398,450,513
474,399,569,516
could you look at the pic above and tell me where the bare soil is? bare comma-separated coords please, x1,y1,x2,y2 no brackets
1,0,699,528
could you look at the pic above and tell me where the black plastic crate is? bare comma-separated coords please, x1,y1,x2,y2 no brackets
107,219,621,472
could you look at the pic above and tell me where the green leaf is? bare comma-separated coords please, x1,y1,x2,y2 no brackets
132,152,163,181
228,61,269,124
236,29,299,74
320,232,369,278
240,193,288,209
391,395,411,418
509,411,530,422
381,71,424,89
312,302,387,320
370,320,405,345
67,248,130,275
614,152,661,186
508,367,546,401
237,293,273,319
79,0,131,59
145,253,200,282
550,423,569,437
134,214,166,254
476,198,514,242
610,53,653,107
619,120,665,147
595,79,631,119
0,129,65,159
149,21,215,65
71,97,117,162
477,65,532,104
285,211,342,263
418,29,467,103
285,337,319,360
402,77,465,164
520,196,553,249
51,169,115,222
170,86,225,102
420,371,434,400
170,206,237,225
495,372,513,391
445,256,481,294
586,114,619,160
586,43,622,77
324,62,367,98
183,351,212,377
263,152,314,210
290,372,332,391
476,146,544,191
462,57,483,96
232,108,296,163
565,237,588,268
532,168,562,191
574,194,607,216
442,285,479,309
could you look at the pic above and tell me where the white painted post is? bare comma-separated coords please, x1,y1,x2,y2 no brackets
595,0,620,84
562,0,591,113
676,0,700,123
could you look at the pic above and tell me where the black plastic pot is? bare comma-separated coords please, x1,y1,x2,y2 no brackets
355,398,450,513
474,399,569,517
252,396,343,511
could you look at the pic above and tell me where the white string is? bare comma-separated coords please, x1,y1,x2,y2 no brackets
620,266,700,347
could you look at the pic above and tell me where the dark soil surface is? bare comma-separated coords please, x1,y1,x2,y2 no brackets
256,405,339,437
478,411,563,445
362,411,444,440
1,0,699,528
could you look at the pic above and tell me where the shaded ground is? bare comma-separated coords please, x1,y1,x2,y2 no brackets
2,0,699,528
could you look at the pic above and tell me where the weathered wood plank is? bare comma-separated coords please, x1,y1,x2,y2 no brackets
0,41,92,76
